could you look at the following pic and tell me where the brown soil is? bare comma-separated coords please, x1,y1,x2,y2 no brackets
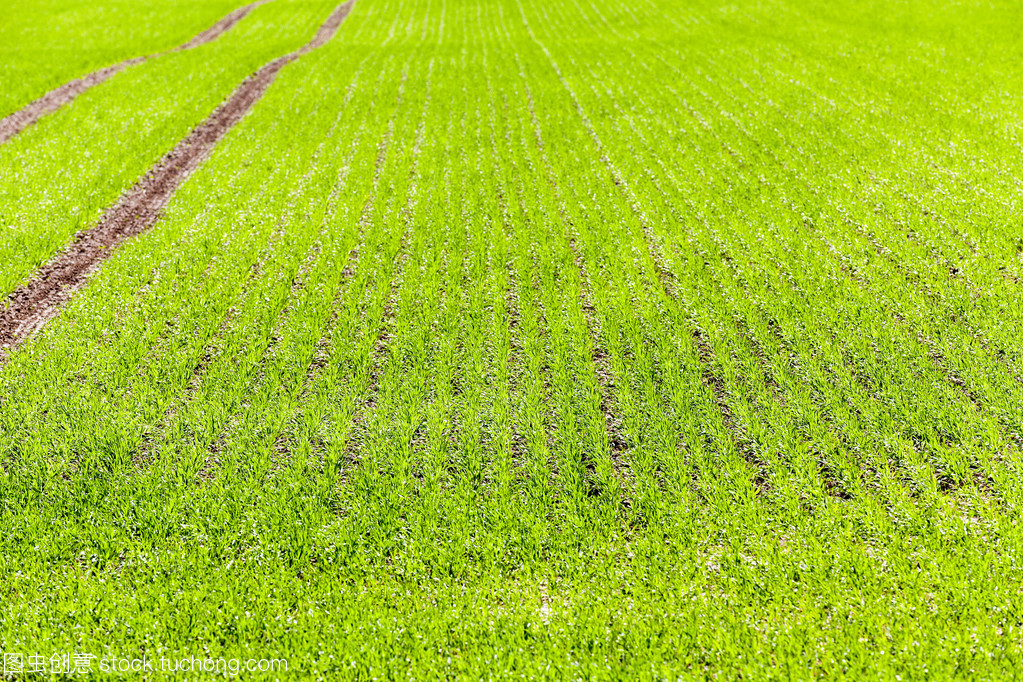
177,1,269,51
0,1,355,351
0,0,269,145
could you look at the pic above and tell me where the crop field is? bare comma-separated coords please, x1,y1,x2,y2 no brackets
1,0,1022,678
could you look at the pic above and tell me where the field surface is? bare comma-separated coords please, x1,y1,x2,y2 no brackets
2,0,1023,678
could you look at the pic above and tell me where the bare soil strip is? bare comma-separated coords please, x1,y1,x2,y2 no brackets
0,1,356,353
177,1,269,51
0,0,269,145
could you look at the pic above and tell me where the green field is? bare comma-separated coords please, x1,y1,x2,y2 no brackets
2,0,1023,678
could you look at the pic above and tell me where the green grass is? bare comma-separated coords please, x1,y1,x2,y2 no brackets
2,0,1023,678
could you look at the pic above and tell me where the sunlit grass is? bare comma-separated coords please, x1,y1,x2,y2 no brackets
2,0,1022,678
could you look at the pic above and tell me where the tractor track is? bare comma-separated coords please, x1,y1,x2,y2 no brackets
0,1,356,356
0,0,271,145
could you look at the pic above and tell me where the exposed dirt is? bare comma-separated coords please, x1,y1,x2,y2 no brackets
0,1,356,352
0,59,139,145
0,0,269,145
301,1,355,53
177,0,268,51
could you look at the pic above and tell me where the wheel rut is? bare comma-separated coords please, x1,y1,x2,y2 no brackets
0,1,356,355
0,1,272,145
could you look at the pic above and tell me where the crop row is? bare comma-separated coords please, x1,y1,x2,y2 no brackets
1,0,1021,676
